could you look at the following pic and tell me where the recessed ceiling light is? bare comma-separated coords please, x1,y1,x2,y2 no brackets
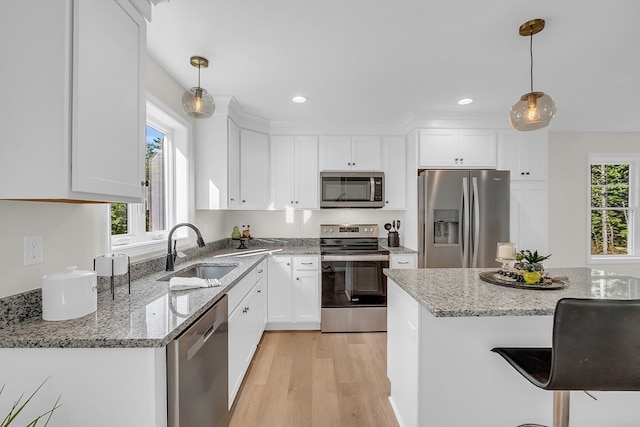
458,98,473,105
292,96,307,103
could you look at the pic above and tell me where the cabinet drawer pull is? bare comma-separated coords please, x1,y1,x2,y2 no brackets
301,262,313,265
398,261,409,264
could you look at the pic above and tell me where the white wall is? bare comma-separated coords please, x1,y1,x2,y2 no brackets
548,132,640,276
220,209,406,241
0,202,107,298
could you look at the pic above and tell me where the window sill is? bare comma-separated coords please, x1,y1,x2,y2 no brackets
110,235,188,259
588,256,640,265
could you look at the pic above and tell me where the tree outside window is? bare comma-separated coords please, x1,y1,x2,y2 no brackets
111,124,166,236
590,163,630,255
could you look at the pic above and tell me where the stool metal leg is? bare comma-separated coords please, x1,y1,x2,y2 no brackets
553,390,570,427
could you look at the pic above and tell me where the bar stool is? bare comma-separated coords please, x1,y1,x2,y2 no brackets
491,298,640,427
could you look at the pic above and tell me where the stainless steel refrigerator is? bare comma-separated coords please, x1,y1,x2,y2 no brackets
418,170,510,268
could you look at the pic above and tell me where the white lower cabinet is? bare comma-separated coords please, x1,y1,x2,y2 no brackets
387,280,420,427
390,253,417,269
0,347,166,427
227,264,265,409
255,260,268,337
267,255,320,330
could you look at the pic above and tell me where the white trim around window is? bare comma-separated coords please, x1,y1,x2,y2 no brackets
109,95,192,258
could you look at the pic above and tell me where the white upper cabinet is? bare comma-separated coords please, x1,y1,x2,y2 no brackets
319,136,381,171
418,129,496,169
0,0,146,203
510,180,549,255
498,130,548,181
227,119,241,208
237,129,270,209
382,136,407,209
270,136,318,209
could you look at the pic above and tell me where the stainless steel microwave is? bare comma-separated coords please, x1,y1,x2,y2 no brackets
320,171,385,208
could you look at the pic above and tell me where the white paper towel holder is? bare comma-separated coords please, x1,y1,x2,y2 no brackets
93,254,130,299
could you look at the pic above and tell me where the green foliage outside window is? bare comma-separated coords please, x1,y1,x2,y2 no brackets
590,164,629,255
110,203,128,236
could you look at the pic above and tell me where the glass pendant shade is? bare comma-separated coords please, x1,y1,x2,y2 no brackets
182,87,215,118
509,91,557,131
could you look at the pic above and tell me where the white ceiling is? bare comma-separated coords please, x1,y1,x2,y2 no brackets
147,0,640,132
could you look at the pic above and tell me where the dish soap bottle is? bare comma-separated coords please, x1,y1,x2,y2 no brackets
231,226,241,239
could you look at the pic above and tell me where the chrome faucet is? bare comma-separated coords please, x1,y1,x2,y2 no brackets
166,223,206,271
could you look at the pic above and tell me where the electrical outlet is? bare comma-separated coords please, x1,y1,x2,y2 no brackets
23,235,43,265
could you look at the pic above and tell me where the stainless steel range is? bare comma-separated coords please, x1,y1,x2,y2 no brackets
320,224,389,332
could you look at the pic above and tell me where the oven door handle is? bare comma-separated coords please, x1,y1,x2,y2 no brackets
321,254,390,262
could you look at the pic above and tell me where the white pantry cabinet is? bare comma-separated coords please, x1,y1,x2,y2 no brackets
498,130,548,181
0,0,146,203
270,135,319,209
382,136,407,209
510,180,549,255
319,136,381,171
267,255,320,329
418,129,496,169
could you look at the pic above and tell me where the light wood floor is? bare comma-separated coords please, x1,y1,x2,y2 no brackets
229,331,399,427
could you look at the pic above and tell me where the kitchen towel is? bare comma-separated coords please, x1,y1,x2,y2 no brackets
169,277,220,290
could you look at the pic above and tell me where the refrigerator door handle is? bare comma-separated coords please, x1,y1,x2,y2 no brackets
461,177,470,267
471,176,480,268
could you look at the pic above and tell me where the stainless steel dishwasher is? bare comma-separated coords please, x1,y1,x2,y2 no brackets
167,295,229,427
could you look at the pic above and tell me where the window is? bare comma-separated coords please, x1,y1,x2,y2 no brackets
588,153,639,264
109,97,190,256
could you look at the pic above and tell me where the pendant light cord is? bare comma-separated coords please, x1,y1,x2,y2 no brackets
529,28,534,93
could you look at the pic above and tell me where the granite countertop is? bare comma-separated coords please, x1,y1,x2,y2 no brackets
0,245,319,349
384,267,640,317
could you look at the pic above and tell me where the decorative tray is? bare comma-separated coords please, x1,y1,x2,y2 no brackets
479,271,566,290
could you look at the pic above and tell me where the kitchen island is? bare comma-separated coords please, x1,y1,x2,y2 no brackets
384,267,640,427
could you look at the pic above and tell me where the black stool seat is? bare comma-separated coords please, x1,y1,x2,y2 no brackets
492,298,640,427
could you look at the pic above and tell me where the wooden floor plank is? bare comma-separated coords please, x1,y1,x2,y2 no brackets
229,331,399,427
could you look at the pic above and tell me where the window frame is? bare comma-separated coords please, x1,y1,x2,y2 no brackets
109,95,191,257
587,152,639,265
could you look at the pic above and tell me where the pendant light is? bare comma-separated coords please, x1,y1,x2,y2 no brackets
182,56,215,119
509,19,556,131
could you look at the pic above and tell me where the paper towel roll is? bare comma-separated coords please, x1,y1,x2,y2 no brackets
94,254,129,276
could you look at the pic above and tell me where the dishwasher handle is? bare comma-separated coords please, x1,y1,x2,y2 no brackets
187,316,224,361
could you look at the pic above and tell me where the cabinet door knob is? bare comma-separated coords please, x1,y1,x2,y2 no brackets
521,172,525,175
296,277,300,280
257,289,262,293
242,200,246,203
295,201,298,204
286,262,290,266
347,162,351,166
230,198,235,201
526,172,530,175
352,163,355,166
459,158,463,163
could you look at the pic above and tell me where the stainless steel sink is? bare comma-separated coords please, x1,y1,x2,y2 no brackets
158,264,237,281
